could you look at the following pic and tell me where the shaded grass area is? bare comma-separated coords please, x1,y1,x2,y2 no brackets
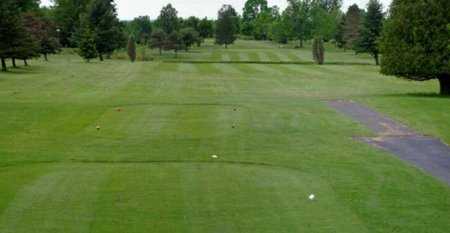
0,40,449,233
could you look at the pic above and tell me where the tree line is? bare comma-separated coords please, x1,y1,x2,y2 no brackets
0,0,61,71
0,0,448,95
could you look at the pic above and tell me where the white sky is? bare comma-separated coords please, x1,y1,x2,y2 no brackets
41,0,392,20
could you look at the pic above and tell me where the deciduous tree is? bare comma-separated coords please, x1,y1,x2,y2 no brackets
215,5,238,48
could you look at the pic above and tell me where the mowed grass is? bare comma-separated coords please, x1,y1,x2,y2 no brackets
0,40,449,233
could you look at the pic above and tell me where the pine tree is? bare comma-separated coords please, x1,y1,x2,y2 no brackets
127,35,136,62
77,22,98,62
215,5,238,48
85,0,124,61
157,4,179,34
334,14,346,48
343,4,362,50
380,0,450,95
0,0,25,71
355,0,384,65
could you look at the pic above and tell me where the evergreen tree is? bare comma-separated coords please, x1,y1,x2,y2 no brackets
355,0,384,65
150,29,167,55
215,5,238,48
334,14,346,48
0,0,22,71
85,0,124,61
53,0,91,47
127,35,136,62
343,4,363,50
77,20,98,62
0,0,38,71
157,4,179,34
380,0,450,95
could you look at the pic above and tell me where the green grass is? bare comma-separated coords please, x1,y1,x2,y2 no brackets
0,40,449,233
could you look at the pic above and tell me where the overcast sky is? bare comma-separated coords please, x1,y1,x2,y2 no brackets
41,0,392,20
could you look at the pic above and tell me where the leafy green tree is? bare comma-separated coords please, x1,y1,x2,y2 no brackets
157,4,179,34
285,0,313,48
312,0,342,12
184,16,200,31
242,0,269,37
127,35,136,62
270,17,290,44
380,0,450,95
164,31,184,57
198,18,214,38
150,29,166,55
85,0,124,61
310,5,338,41
343,4,363,50
180,27,200,51
355,0,384,65
77,19,98,62
128,16,152,44
215,5,238,48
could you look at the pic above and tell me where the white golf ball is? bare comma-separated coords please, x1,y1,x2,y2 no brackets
309,194,315,200
212,155,218,159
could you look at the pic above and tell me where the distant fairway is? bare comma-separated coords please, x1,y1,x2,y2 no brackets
0,40,449,233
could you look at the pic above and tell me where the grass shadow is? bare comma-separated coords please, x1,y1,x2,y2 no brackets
380,92,450,99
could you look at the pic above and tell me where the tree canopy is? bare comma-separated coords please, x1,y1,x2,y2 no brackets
380,0,450,95
215,5,239,48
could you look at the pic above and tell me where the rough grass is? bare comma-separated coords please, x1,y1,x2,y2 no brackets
0,40,449,233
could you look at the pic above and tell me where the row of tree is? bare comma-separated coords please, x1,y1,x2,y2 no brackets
0,0,61,71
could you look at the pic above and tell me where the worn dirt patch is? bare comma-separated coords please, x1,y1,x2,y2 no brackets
329,100,450,185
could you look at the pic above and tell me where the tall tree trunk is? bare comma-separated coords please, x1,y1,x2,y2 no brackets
299,40,303,48
99,54,104,61
439,74,450,95
44,53,48,61
374,53,379,66
159,47,162,55
225,44,228,49
23,59,28,66
1,58,6,72
12,58,17,68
